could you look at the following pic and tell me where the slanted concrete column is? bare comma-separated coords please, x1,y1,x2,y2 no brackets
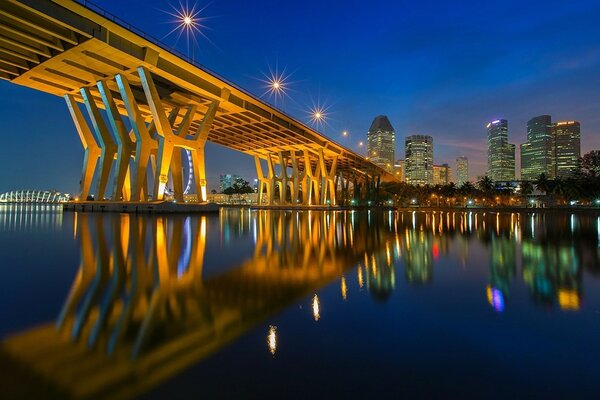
97,80,135,201
80,87,118,201
290,151,305,204
303,151,321,205
65,94,102,201
254,156,272,205
318,149,338,206
138,66,218,202
116,74,158,201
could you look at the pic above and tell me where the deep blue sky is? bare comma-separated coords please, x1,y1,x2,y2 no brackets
1,0,600,193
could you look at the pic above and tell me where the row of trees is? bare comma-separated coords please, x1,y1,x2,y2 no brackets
381,150,600,206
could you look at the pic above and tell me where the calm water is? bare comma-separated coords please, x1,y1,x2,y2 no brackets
1,205,600,399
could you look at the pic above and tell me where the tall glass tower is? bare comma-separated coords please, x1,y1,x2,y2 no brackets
487,119,515,181
367,115,395,171
552,121,581,177
456,156,469,186
405,135,433,185
520,115,554,180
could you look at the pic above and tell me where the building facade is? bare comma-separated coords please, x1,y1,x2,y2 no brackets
487,119,515,181
433,164,451,185
219,174,240,192
394,159,405,182
552,121,581,178
520,116,581,180
405,135,433,185
456,156,468,186
520,115,554,180
367,115,395,171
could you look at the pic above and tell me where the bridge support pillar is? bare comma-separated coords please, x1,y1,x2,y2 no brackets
116,74,158,202
65,94,101,201
318,149,338,206
80,87,118,201
303,151,321,205
97,80,135,201
138,66,218,203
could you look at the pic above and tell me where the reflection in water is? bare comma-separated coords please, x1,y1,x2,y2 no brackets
312,294,321,321
0,204,63,231
268,325,277,356
2,209,600,398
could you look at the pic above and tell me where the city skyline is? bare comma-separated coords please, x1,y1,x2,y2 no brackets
1,0,600,194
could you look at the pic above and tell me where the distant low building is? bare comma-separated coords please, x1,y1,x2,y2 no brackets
433,164,451,185
456,156,469,186
394,159,405,181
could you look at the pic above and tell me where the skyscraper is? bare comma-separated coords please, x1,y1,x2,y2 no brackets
487,119,515,181
552,121,581,177
219,174,240,192
456,156,469,186
433,164,451,185
405,135,433,185
520,115,554,180
367,115,395,171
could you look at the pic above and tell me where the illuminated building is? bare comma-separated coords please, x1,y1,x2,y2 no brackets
405,135,433,185
520,115,554,180
487,119,515,181
367,115,395,171
219,174,240,192
456,156,469,186
552,121,581,178
394,159,405,181
433,164,451,185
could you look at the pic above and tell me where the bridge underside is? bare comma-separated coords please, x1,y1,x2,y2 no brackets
0,0,396,205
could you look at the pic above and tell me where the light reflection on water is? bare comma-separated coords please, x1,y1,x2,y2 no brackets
0,207,600,398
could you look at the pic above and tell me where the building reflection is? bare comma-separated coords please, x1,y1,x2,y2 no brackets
387,211,597,312
0,203,63,231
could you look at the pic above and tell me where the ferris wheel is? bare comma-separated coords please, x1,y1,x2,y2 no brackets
164,149,194,197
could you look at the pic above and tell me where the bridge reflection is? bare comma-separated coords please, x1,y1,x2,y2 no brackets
2,209,599,398
1,209,392,399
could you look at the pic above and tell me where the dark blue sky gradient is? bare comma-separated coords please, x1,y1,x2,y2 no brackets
1,0,600,193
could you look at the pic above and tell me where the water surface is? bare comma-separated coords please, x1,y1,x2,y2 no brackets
1,205,599,399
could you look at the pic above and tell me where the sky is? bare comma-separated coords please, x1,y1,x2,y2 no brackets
1,0,600,194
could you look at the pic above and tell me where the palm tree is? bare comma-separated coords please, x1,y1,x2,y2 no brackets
477,176,495,201
520,181,534,196
535,173,551,195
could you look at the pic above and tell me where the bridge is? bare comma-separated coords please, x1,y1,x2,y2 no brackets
0,0,396,206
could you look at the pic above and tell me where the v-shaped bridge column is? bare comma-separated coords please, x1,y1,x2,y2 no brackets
65,94,101,201
290,151,305,204
80,87,118,201
254,156,276,205
97,81,136,201
318,149,338,206
303,151,321,205
116,74,158,201
138,66,219,202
